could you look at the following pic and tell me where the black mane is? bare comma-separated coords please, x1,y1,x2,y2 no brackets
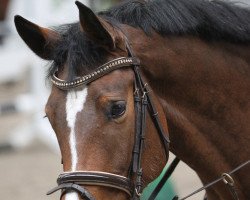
49,0,250,80
101,0,250,43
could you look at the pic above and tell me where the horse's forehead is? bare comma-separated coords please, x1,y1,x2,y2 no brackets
65,68,134,99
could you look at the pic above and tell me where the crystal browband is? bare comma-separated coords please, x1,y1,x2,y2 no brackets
51,57,140,90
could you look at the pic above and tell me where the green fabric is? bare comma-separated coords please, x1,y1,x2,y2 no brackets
141,166,176,200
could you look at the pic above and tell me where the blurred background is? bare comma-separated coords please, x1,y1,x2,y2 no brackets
0,0,249,200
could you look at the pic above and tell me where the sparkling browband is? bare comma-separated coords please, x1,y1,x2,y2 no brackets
51,57,140,90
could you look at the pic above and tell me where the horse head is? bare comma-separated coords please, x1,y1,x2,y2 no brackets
15,2,170,200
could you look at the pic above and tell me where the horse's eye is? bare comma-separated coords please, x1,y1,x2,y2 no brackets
110,101,126,119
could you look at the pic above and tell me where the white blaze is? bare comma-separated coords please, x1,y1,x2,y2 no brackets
65,88,88,200
65,192,79,200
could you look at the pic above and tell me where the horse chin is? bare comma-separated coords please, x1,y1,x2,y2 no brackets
61,186,129,200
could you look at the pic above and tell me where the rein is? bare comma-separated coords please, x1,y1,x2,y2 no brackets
173,160,250,200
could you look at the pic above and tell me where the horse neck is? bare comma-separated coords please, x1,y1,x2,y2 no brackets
125,27,250,199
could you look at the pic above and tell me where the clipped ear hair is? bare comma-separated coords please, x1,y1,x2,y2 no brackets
14,15,59,60
75,1,115,49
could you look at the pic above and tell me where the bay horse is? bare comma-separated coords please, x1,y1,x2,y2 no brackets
14,0,250,200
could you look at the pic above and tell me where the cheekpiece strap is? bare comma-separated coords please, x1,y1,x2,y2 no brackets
51,57,140,90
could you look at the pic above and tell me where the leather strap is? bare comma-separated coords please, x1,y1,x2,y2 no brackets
226,183,239,200
173,160,250,200
133,89,148,197
55,171,133,196
47,183,95,200
133,65,170,157
132,79,142,173
148,157,180,200
51,57,140,90
130,64,171,199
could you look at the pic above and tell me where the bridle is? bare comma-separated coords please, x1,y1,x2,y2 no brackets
47,44,172,200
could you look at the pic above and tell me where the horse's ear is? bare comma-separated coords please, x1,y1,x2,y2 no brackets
14,15,58,60
75,1,115,49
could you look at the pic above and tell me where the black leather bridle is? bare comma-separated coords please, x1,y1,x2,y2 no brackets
47,44,174,200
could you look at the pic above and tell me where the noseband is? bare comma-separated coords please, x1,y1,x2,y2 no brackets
47,46,171,200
